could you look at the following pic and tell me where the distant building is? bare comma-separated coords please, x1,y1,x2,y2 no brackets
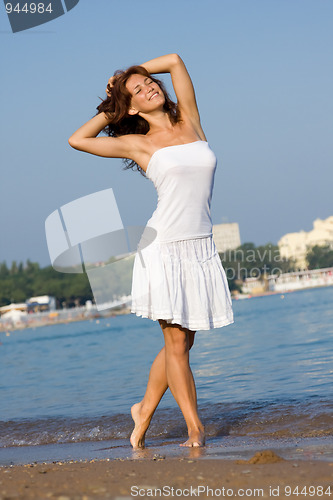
26,295,56,313
242,277,267,295
278,216,333,269
213,223,241,253
0,303,27,316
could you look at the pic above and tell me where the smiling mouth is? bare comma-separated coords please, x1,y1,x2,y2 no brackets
149,92,159,100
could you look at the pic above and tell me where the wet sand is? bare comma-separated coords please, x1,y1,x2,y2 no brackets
1,451,332,500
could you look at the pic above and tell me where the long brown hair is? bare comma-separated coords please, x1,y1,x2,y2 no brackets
96,65,181,175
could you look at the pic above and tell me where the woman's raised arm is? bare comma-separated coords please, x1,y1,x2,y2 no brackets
141,54,200,123
68,112,136,159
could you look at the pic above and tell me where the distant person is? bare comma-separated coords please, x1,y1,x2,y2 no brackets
69,54,234,448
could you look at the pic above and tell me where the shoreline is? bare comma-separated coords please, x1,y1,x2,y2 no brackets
2,283,333,333
2,433,333,466
0,307,131,333
232,282,333,300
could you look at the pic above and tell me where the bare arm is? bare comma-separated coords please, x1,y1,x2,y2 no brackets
68,112,137,158
141,53,201,124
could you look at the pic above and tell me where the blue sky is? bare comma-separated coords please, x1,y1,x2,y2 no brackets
1,0,332,266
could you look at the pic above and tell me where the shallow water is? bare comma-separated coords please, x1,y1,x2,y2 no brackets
1,286,332,463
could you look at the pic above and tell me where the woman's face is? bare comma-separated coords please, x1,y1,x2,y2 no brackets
125,74,165,115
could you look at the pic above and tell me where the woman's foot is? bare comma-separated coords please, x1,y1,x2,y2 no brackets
180,427,205,447
130,402,151,449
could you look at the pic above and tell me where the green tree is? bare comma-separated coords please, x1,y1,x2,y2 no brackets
306,245,333,269
0,260,93,308
0,262,9,278
10,261,18,275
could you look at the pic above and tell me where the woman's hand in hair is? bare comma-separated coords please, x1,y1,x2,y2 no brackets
106,76,117,97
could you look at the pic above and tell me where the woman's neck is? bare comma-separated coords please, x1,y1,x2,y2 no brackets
142,110,174,134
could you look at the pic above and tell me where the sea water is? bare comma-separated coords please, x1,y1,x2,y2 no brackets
0,287,332,464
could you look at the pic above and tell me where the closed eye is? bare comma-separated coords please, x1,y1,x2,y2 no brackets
134,78,154,94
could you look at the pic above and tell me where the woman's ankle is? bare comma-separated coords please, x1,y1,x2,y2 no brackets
188,423,205,435
132,400,153,424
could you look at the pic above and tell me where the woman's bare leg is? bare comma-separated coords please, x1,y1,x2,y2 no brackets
130,345,167,448
161,321,205,447
130,323,195,449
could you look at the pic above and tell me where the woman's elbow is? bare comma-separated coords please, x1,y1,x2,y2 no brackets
68,136,80,149
172,53,182,65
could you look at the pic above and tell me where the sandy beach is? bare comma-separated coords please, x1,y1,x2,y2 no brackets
1,452,332,500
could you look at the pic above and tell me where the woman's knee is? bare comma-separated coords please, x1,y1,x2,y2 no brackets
167,332,188,357
160,326,187,356
159,320,196,354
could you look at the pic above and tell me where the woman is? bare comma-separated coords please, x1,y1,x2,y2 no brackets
69,53,234,448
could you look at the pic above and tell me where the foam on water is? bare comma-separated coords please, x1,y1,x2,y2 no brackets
0,399,332,448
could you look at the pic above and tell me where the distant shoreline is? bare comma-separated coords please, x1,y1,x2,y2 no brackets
1,283,333,333
232,282,333,300
0,306,131,333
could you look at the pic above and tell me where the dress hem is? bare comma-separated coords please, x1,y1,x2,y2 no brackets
130,309,234,331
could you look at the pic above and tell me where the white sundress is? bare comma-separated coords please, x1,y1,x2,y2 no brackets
130,141,234,331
